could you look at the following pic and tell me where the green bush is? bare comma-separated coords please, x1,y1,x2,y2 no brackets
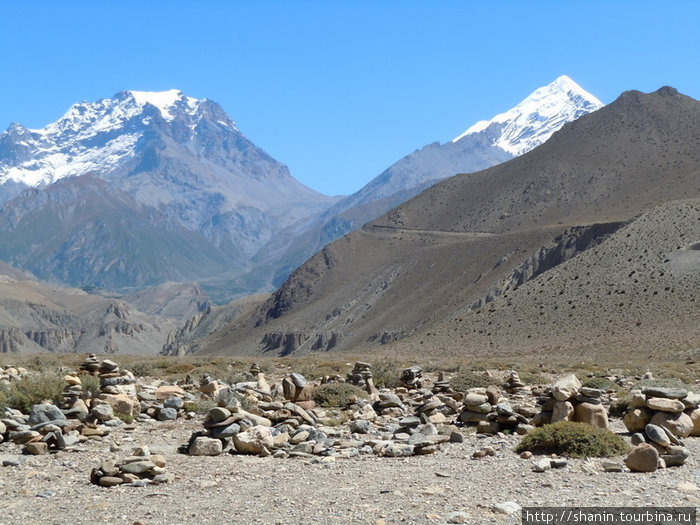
370,359,404,388
516,421,630,458
450,371,500,392
78,372,101,396
0,371,65,413
311,383,368,408
582,377,620,392
129,361,157,377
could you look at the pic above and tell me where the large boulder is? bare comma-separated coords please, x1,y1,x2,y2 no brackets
189,437,223,456
232,425,274,455
28,404,68,427
573,402,609,429
649,411,694,438
625,443,659,472
551,401,574,423
623,408,652,433
646,397,685,413
552,374,581,401
689,408,700,437
99,394,141,418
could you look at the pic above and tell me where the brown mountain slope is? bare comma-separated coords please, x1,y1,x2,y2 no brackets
188,86,700,357
0,265,176,355
386,198,700,362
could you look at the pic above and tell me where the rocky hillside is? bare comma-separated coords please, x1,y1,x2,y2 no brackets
181,86,699,358
0,263,175,355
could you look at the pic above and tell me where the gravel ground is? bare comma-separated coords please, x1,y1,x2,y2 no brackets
1,419,698,525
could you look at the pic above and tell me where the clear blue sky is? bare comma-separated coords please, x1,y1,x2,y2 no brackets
1,1,698,196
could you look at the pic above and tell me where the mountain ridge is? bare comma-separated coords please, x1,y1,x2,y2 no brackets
177,85,699,358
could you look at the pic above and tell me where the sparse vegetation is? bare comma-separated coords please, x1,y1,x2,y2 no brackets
581,377,620,391
0,371,65,413
515,421,630,458
450,371,500,392
311,383,368,407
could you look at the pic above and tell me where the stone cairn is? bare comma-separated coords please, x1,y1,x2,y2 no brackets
61,372,89,421
90,445,173,487
623,386,699,472
529,373,609,429
400,366,423,390
1,402,81,454
79,353,100,375
0,364,28,384
347,362,379,398
504,371,527,394
458,384,531,435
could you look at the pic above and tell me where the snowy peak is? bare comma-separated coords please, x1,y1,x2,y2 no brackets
453,75,603,155
0,90,238,188
127,89,199,120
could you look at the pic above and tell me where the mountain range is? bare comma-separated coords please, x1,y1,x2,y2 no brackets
0,77,601,307
171,85,699,360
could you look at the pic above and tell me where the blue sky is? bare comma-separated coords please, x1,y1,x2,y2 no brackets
1,1,698,196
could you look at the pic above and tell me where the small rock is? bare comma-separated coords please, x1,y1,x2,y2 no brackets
532,458,551,472
645,424,671,447
25,442,48,455
493,501,521,515
445,511,470,523
98,476,124,487
602,461,623,472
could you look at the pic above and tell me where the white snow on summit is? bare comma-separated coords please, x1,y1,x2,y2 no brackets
453,75,603,156
129,89,198,120
0,90,209,187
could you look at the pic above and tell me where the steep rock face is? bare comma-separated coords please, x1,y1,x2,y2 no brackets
189,86,700,357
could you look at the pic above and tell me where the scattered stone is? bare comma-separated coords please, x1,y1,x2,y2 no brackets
493,501,521,515
625,443,659,473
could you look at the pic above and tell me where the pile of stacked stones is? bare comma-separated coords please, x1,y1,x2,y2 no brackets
86,359,138,424
79,354,100,375
504,371,528,394
623,386,699,472
400,366,423,389
1,403,81,454
347,362,379,397
529,374,609,429
183,372,321,458
458,385,531,435
61,372,88,420
90,445,173,487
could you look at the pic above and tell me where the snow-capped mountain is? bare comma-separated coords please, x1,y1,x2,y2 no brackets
256,76,604,282
0,90,337,298
452,75,603,155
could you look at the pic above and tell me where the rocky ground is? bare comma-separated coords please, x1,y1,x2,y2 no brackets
0,416,697,525
1,358,699,525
